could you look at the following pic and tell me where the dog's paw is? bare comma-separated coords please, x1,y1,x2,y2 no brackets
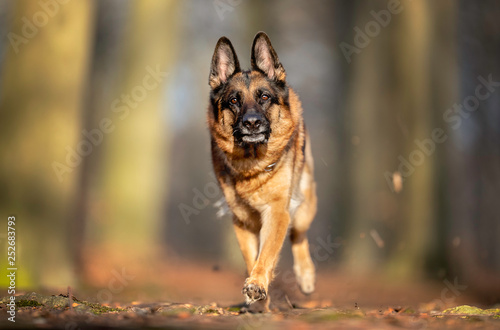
294,265,316,295
297,271,315,295
242,279,267,303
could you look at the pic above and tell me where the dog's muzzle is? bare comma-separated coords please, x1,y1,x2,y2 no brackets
236,110,270,144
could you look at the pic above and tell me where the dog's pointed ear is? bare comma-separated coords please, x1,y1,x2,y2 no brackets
251,32,286,83
209,37,241,89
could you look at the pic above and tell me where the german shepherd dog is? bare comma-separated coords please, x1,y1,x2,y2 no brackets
208,32,317,312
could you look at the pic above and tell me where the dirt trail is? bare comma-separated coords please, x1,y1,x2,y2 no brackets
1,261,498,329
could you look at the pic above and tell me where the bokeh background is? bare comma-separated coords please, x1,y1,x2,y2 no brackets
1,0,499,306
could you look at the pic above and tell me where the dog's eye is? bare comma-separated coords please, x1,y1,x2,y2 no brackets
230,98,238,105
261,94,270,101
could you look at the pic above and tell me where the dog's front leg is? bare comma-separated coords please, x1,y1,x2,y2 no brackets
243,205,290,308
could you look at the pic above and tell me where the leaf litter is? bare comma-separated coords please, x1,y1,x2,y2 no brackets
1,292,499,329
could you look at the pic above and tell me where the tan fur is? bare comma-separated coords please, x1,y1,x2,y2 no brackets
208,33,317,312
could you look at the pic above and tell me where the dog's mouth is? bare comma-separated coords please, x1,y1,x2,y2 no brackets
241,133,267,144
234,126,270,145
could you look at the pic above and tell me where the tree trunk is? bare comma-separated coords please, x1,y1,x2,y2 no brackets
0,0,95,288
84,1,178,276
385,0,436,278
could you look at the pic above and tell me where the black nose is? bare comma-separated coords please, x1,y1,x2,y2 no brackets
243,112,263,130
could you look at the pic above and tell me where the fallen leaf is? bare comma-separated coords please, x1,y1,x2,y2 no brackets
177,311,191,319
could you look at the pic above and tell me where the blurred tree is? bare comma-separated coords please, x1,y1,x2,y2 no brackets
84,0,179,276
72,0,129,275
0,0,95,287
448,0,500,302
420,0,458,275
384,0,437,278
343,0,443,279
343,0,396,273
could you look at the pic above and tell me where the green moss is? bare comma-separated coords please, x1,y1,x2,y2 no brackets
487,308,500,315
79,301,125,315
2,292,126,315
403,308,416,314
443,305,500,316
227,307,241,312
13,292,67,308
160,307,197,316
302,309,364,322
16,299,43,307
207,309,219,313
199,307,220,314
